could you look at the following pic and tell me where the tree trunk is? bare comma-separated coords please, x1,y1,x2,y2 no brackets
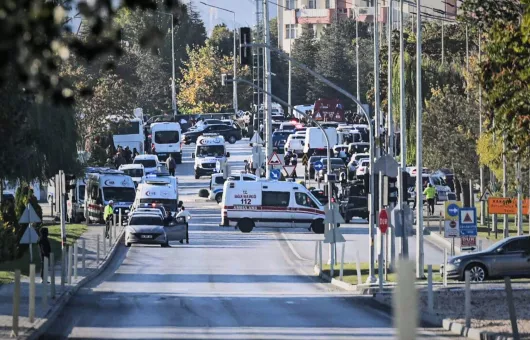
461,180,471,207
454,177,462,201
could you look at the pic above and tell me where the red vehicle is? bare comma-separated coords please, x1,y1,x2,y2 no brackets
312,98,345,122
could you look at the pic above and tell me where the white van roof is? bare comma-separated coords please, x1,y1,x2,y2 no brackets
197,134,225,145
137,183,176,199
119,164,144,170
150,122,181,131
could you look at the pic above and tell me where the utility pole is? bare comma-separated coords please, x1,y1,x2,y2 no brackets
398,0,408,258
355,10,360,114
479,30,485,226
374,0,381,158
232,12,238,114
263,0,273,178
288,38,292,117
503,136,508,238
387,0,394,157
415,0,424,279
171,14,177,116
517,161,523,235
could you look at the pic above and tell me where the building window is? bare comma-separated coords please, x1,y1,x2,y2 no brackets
307,24,316,37
308,0,316,9
285,24,297,39
325,0,330,8
285,0,296,10
337,8,348,14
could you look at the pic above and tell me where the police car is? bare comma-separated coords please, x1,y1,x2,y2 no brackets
191,134,230,179
220,180,325,233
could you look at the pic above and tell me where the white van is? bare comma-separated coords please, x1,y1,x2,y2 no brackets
150,122,182,163
192,134,230,179
143,171,179,199
303,127,338,156
284,134,305,155
221,180,325,233
119,164,145,187
133,154,160,175
209,172,258,203
133,180,179,214
86,170,136,223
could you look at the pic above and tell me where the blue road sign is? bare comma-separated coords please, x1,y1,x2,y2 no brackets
447,203,459,217
460,225,477,236
270,169,281,180
313,161,324,171
459,207,477,237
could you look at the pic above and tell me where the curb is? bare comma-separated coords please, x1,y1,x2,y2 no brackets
442,319,515,340
19,228,125,340
426,231,462,255
372,292,443,327
313,265,359,292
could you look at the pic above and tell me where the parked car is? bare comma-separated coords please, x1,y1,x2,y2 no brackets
443,235,530,282
316,158,346,181
183,124,242,144
339,196,368,222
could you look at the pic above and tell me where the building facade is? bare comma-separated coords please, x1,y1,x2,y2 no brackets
277,0,457,53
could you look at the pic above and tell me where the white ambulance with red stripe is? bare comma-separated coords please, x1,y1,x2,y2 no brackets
220,180,325,234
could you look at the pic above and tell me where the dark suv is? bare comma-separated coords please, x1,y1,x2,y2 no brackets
183,124,242,144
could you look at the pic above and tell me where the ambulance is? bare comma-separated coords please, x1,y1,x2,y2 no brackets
209,172,258,203
85,169,136,223
220,180,326,234
191,134,230,179
150,122,182,163
132,180,179,214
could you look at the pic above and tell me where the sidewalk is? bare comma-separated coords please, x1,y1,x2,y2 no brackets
0,221,124,339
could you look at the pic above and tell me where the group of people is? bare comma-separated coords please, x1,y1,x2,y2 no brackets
105,145,140,169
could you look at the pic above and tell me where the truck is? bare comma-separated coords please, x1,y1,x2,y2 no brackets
312,98,345,122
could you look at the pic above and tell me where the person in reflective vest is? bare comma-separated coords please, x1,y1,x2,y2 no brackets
423,184,436,216
104,200,114,239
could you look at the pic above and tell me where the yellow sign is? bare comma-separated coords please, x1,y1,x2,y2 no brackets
488,197,529,215
444,201,462,221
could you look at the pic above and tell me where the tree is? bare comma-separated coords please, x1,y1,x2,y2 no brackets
290,25,318,105
177,44,252,114
210,24,233,57
423,86,480,206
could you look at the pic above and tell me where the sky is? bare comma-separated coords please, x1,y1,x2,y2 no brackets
190,0,276,35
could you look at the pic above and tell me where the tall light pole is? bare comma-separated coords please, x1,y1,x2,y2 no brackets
263,0,273,178
387,0,394,157
415,0,424,279
398,0,408,258
355,10,360,114
374,0,381,159
200,2,238,114
155,11,177,116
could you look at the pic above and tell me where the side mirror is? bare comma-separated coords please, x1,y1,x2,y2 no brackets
191,153,195,159
496,247,504,254
178,201,183,207
226,152,231,158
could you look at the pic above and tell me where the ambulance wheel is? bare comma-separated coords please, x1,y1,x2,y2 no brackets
238,219,254,233
228,135,237,144
311,219,325,234
215,193,223,204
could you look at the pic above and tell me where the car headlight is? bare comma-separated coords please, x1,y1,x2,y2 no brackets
450,258,461,265
125,209,130,213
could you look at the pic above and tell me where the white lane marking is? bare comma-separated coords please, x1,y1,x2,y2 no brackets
279,230,311,262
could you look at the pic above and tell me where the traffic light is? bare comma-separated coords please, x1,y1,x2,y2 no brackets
65,174,76,191
239,27,252,66
387,176,399,205
400,171,410,203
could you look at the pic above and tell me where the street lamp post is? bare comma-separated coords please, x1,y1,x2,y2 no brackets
200,2,238,114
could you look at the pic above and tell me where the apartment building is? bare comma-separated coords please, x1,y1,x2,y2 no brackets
277,0,457,53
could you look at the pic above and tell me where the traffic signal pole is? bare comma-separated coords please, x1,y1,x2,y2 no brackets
263,0,272,179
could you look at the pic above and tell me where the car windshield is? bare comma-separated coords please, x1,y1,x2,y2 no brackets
129,216,163,226
139,198,177,212
122,168,144,177
134,159,157,168
154,131,180,144
197,145,225,157
431,176,447,186
273,132,291,139
281,124,295,130
204,119,222,125
331,159,344,165
354,154,369,161
103,187,136,202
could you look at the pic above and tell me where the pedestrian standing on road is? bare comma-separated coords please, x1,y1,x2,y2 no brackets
104,200,114,239
291,153,298,178
38,227,51,283
424,183,436,216
166,154,176,176
124,146,132,164
132,148,139,159
284,151,292,166
176,206,191,244
244,160,251,173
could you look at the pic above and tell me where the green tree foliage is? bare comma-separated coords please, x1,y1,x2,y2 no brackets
177,44,252,113
210,24,234,57
290,25,318,105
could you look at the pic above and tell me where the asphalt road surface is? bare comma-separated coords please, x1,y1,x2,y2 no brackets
42,140,464,339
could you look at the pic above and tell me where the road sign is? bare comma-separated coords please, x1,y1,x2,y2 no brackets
479,188,492,202
302,154,309,166
460,236,476,248
372,154,399,177
18,204,42,224
459,207,476,225
267,152,283,166
444,220,460,238
379,209,389,234
283,165,296,177
487,197,530,214
324,203,345,224
250,132,263,144
270,169,281,180
446,203,460,217
324,227,345,243
19,226,39,244
313,161,324,171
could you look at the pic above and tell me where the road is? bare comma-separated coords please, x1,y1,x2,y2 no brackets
42,140,463,339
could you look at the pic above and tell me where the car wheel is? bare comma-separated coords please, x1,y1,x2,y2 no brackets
238,218,254,233
228,135,237,144
215,193,223,204
311,219,325,234
195,173,200,179
465,263,487,282
125,242,131,247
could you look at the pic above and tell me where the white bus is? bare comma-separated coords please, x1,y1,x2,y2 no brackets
109,116,145,154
